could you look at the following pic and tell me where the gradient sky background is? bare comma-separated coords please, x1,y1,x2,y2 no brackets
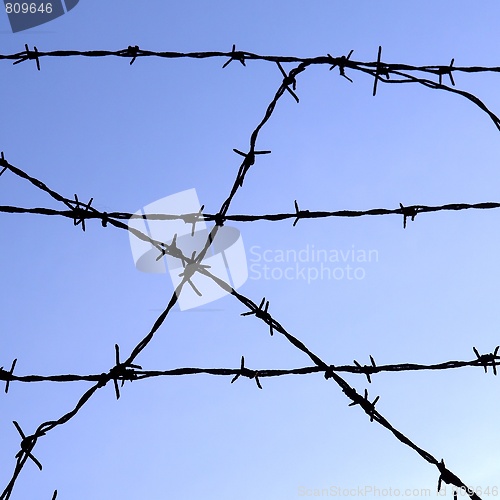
1,2,500,499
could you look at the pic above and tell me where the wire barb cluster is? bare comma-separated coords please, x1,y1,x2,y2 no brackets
1,359,17,394
12,421,43,471
230,356,262,389
241,297,275,336
348,388,380,422
222,44,246,68
96,344,143,400
12,44,40,70
472,346,500,375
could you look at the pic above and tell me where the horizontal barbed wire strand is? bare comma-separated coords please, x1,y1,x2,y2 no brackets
2,348,499,385
1,200,500,226
2,45,500,130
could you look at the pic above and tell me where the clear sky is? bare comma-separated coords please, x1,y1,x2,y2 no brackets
1,2,500,499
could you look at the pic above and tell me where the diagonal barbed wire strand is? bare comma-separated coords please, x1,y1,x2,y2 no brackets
1,46,497,498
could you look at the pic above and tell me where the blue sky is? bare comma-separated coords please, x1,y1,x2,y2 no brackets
1,2,500,499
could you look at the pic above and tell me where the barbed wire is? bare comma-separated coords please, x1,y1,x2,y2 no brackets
2,44,500,130
1,346,499,388
1,45,498,499
2,198,500,229
3,153,500,235
1,44,500,76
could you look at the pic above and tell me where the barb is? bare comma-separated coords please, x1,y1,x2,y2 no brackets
177,251,212,296
12,421,43,470
472,346,500,375
0,152,7,177
400,202,419,228
276,61,300,102
292,199,309,226
329,49,354,82
2,359,17,394
188,204,205,236
230,356,262,389
70,194,93,232
437,460,481,500
353,356,376,383
107,344,142,400
241,297,275,336
121,45,140,65
12,44,40,70
222,44,246,68
348,388,380,422
437,58,456,86
372,46,390,96
232,148,272,187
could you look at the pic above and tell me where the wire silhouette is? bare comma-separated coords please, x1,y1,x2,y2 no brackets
1,347,499,387
1,45,498,499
